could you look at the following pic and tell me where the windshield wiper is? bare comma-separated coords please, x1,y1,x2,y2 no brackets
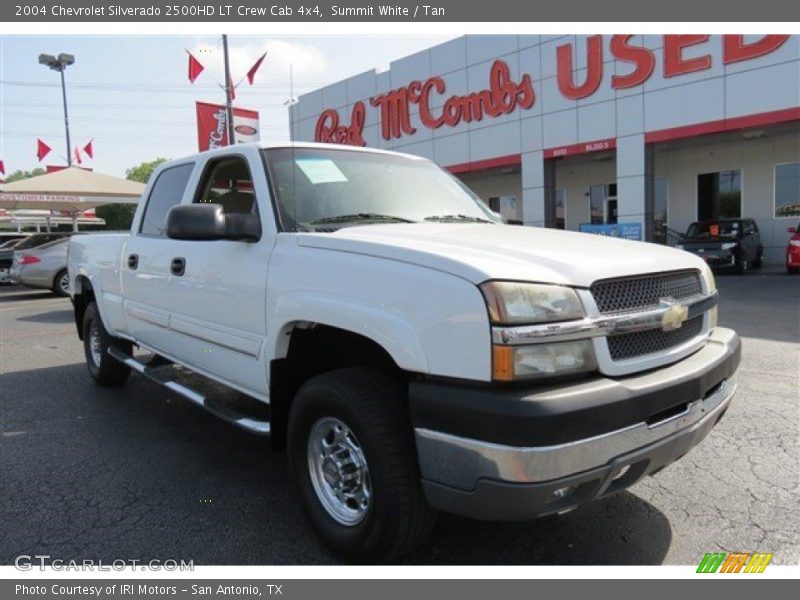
309,213,417,225
424,214,494,223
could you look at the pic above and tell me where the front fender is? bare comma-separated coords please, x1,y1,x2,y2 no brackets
270,291,430,373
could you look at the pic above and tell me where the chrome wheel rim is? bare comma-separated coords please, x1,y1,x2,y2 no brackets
307,417,371,526
59,272,70,295
89,322,102,367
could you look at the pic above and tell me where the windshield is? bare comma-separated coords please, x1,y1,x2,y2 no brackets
686,221,740,240
263,147,500,231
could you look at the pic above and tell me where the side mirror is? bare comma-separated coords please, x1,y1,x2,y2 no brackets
166,204,261,242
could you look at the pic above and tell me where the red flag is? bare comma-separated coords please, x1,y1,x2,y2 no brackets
74,146,82,165
36,139,52,162
246,52,267,85
0,160,5,176
187,50,204,83
83,140,94,159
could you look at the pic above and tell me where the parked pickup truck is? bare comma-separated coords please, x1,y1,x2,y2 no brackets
69,143,740,562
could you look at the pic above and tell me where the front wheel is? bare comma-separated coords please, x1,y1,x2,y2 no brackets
82,302,132,386
753,247,764,269
736,255,749,275
287,368,436,563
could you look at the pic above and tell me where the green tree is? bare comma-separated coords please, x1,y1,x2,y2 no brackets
125,157,169,184
4,168,45,183
95,158,169,230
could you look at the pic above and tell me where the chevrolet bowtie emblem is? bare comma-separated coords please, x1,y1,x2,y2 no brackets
660,298,689,331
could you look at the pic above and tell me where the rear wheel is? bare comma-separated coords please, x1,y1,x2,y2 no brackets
82,302,132,386
52,269,70,297
288,368,436,563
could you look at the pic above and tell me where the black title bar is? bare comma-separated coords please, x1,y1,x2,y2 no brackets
3,0,798,22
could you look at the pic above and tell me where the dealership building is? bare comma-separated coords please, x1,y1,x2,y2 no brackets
290,34,800,262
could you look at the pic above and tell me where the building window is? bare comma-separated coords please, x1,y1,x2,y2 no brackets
697,170,741,221
654,177,668,226
589,183,616,224
775,163,800,218
555,189,565,229
488,195,517,222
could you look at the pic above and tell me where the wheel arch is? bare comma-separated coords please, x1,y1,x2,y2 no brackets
269,321,416,452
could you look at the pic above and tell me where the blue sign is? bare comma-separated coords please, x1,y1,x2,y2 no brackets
579,222,642,241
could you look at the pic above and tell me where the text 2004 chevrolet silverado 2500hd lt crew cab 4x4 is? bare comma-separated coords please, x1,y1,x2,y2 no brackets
68,143,740,562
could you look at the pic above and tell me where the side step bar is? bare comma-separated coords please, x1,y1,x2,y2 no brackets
108,346,271,436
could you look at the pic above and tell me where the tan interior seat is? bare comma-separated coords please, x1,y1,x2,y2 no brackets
215,191,254,214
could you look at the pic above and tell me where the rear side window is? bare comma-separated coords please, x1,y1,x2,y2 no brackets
139,163,194,237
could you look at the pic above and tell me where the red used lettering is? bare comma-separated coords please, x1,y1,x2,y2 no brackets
314,102,366,146
556,35,603,99
664,35,711,78
610,35,655,89
722,34,790,64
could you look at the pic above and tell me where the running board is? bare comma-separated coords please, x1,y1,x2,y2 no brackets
108,346,271,436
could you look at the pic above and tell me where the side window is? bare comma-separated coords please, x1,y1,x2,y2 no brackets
194,156,257,216
139,163,194,237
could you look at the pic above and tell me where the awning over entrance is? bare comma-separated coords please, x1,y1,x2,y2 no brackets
0,167,144,231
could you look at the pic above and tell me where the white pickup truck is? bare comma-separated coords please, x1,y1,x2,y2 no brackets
69,143,740,562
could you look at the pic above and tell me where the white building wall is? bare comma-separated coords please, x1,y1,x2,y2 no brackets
654,130,800,263
292,34,800,256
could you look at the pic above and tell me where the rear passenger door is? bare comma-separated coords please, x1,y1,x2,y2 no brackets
122,161,196,354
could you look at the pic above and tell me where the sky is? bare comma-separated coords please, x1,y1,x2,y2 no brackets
0,34,455,178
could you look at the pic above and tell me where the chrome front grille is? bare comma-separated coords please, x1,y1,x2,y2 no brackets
591,270,705,362
590,270,703,314
607,315,704,360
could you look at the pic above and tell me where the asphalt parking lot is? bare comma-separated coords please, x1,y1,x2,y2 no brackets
1,272,798,566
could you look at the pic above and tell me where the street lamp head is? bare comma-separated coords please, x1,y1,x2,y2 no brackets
39,53,75,71
38,53,57,67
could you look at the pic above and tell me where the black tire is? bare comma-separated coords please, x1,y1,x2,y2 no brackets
753,247,764,269
736,255,748,275
788,266,799,275
82,302,132,386
52,269,70,297
287,367,436,563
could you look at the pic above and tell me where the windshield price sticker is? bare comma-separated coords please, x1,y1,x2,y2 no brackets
295,158,349,184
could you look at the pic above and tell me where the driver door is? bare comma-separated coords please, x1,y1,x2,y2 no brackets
157,150,274,398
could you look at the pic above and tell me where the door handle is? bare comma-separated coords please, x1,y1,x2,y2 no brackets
170,257,186,276
127,254,138,270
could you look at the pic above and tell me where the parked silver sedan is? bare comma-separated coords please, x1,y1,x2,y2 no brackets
9,237,73,296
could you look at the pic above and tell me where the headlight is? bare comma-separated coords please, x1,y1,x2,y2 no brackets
492,340,596,381
480,281,585,325
721,242,738,250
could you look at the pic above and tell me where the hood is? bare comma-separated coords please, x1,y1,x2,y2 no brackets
297,223,705,287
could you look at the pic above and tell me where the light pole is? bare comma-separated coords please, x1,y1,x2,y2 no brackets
38,52,75,166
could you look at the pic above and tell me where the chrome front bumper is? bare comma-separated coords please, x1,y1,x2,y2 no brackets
412,327,740,520
416,378,734,490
